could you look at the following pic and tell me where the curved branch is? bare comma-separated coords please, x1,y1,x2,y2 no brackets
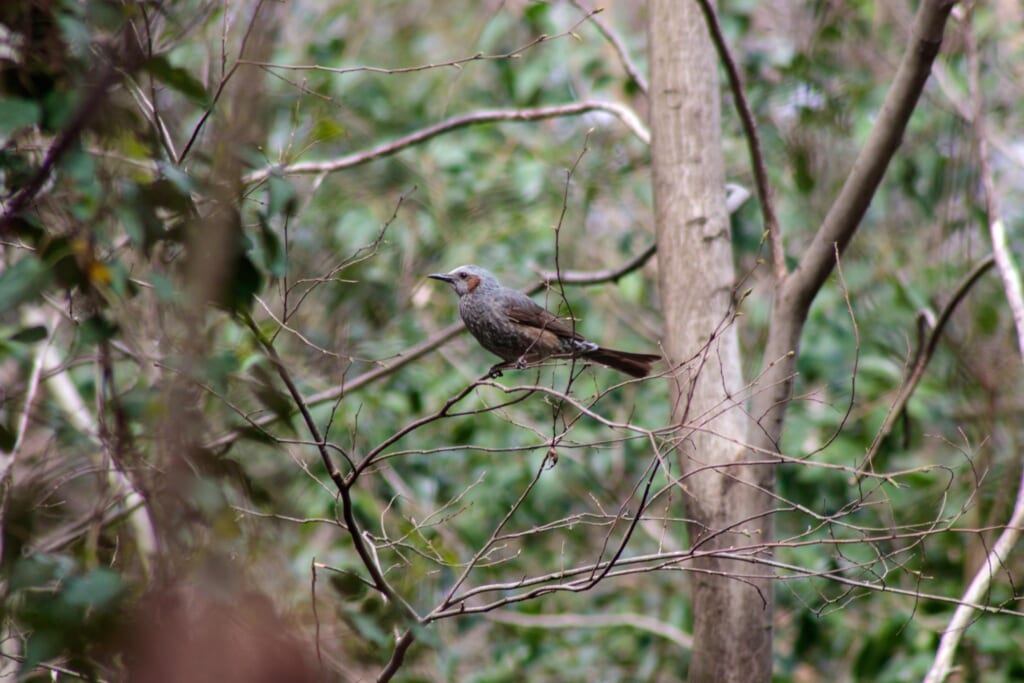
243,7,601,80
570,0,649,94
207,243,659,450
856,256,995,480
0,65,122,234
487,610,693,650
535,241,656,284
783,0,957,314
925,5,1024,679
695,0,784,280
749,0,957,472
242,100,650,185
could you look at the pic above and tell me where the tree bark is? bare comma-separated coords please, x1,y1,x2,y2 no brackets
649,1,773,681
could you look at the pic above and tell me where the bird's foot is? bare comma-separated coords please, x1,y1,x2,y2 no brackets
487,363,506,378
514,357,528,370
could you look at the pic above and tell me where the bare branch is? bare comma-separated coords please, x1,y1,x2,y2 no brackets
924,5,1024,679
488,610,692,650
0,64,123,234
570,1,649,94
242,100,650,185
694,0,784,280
242,7,601,79
784,0,957,312
856,256,996,480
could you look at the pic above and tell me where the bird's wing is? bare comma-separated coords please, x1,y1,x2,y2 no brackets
503,296,585,340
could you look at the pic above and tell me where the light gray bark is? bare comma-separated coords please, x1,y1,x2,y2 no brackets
649,1,773,681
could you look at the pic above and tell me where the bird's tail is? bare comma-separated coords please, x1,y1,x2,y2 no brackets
585,347,660,378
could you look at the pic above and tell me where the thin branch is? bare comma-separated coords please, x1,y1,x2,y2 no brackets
570,1,649,94
242,100,650,185
206,242,659,450
856,255,996,480
178,0,268,164
488,610,693,650
924,5,1024,680
0,65,122,234
377,630,415,683
243,7,601,79
783,0,957,314
535,241,656,284
694,0,784,280
242,314,416,608
242,313,347,491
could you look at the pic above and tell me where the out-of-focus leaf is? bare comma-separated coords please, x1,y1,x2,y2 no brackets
77,315,118,346
0,258,53,314
0,96,41,137
8,326,48,343
249,364,295,426
0,423,15,452
63,568,124,611
222,253,263,312
141,178,193,211
143,55,210,105
20,630,63,676
39,237,84,290
256,211,288,277
267,174,298,217
312,118,345,141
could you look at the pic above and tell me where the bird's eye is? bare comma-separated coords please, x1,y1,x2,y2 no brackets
457,272,467,279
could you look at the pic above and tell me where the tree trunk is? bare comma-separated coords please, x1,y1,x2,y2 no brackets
649,1,773,681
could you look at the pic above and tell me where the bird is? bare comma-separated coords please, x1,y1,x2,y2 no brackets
429,265,659,378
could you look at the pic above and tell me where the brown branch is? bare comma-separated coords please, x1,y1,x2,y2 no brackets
570,1,649,94
243,314,347,490
178,0,268,164
856,255,996,480
535,241,656,284
925,4,1024,678
487,610,693,649
243,7,601,79
0,65,122,234
749,0,957,475
783,0,958,313
694,0,785,280
377,630,416,683
242,100,649,185
242,314,415,614
205,243,659,451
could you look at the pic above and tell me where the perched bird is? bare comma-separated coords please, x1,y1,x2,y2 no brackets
429,265,659,378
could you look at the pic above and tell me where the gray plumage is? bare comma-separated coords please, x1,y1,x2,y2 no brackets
429,265,659,378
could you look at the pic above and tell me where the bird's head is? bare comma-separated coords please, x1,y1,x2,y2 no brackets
428,265,499,297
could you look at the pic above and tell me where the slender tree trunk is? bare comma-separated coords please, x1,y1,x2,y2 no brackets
649,1,773,681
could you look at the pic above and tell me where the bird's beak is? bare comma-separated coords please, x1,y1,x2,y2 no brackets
428,273,454,284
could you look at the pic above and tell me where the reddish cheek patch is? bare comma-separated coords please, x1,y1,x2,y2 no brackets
465,275,481,293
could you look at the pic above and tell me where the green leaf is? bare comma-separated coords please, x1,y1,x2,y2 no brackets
63,568,125,611
78,315,118,346
143,56,210,106
0,96,41,137
225,253,263,312
8,325,48,343
256,211,288,277
312,118,345,141
267,174,298,217
0,423,14,452
0,257,53,314
8,555,75,592
20,630,63,676
249,373,295,426
155,161,196,195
